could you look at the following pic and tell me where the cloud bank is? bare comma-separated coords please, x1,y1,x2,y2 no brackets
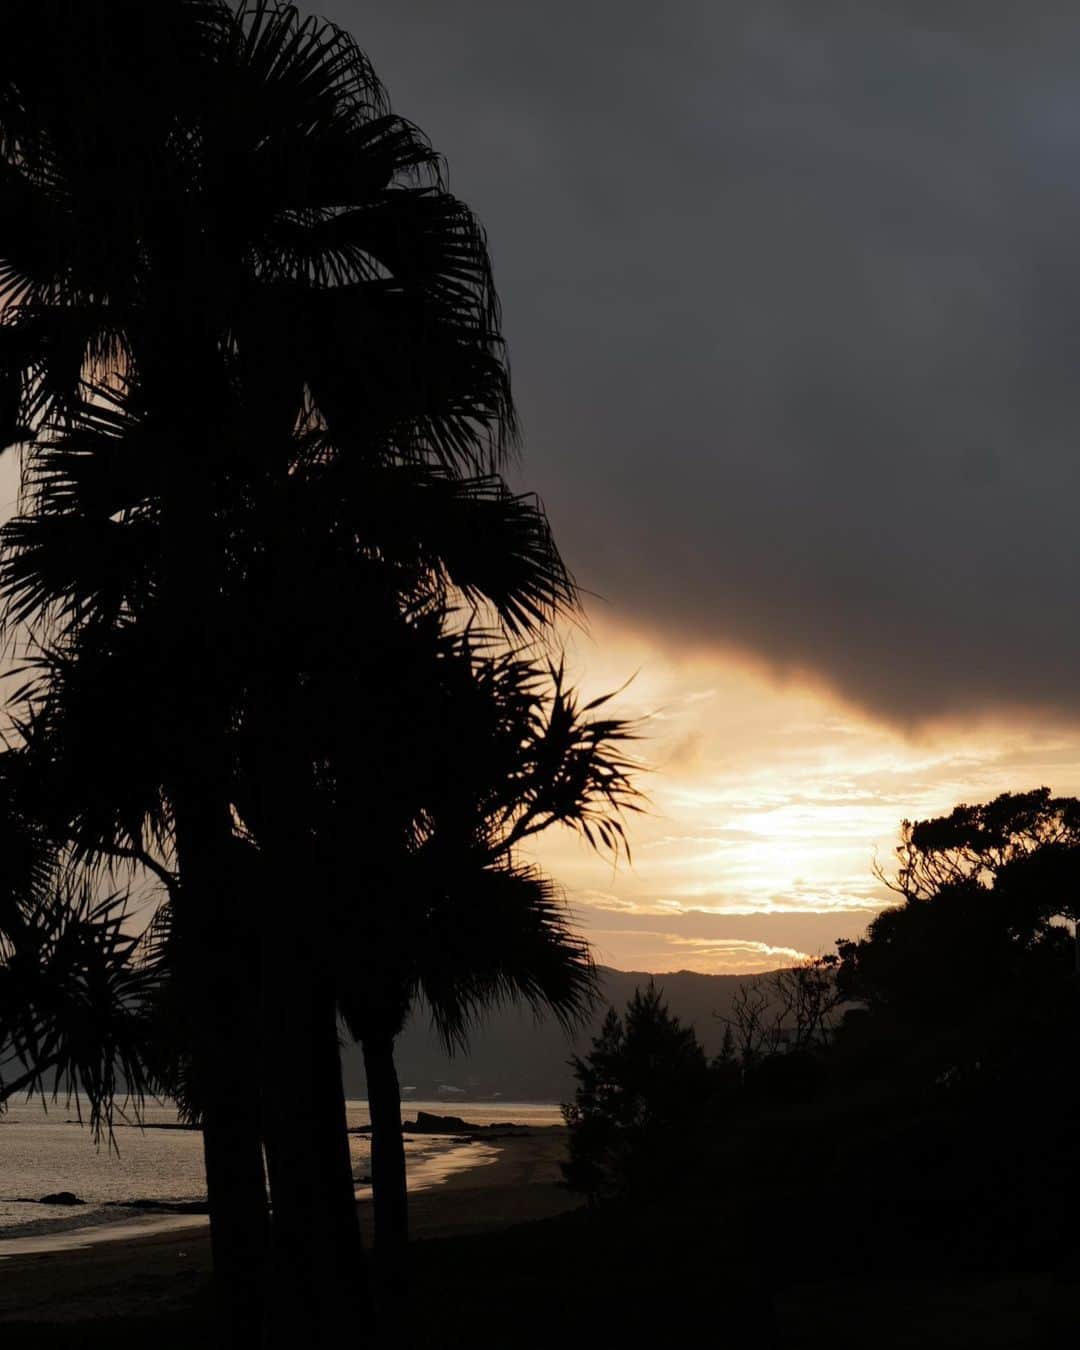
326,1,1080,725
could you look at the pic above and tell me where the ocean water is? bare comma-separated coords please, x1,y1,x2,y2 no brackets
0,1098,563,1255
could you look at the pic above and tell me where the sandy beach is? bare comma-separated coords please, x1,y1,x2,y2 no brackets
0,1126,578,1324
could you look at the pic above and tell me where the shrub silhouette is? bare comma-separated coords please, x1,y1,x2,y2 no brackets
562,981,711,1201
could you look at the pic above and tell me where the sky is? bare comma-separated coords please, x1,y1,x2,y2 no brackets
317,4,1080,972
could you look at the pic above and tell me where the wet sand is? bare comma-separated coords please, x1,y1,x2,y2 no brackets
404,1125,578,1240
0,1126,577,1323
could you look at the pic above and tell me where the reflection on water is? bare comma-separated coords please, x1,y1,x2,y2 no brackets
0,1099,561,1254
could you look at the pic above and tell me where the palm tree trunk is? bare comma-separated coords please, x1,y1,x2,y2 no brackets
201,1090,269,1348
266,979,367,1329
241,642,372,1345
171,795,269,1349
362,1032,409,1282
260,911,369,1347
314,997,368,1314
150,379,272,1345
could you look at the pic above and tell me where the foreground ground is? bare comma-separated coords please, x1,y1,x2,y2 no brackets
1,1124,1078,1347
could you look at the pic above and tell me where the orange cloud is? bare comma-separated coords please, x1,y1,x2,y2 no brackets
531,610,1080,973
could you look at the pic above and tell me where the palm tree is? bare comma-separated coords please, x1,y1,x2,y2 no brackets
2,417,572,1345
2,377,573,1315
0,7,572,1328
346,865,595,1268
313,635,641,1268
0,7,574,1335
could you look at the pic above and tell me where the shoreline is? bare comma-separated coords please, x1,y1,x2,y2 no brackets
0,1126,578,1323
0,1126,503,1259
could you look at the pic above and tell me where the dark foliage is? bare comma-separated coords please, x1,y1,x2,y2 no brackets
837,789,1080,1086
0,2,576,1343
562,981,713,1201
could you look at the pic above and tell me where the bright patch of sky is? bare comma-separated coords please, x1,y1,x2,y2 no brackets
528,611,1080,974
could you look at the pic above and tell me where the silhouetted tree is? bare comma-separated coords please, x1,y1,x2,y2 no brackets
882,786,1080,906
0,2,573,1343
725,977,780,1069
348,866,593,1278
563,982,711,1202
770,955,841,1052
319,635,638,1270
837,789,1080,1083
716,956,839,1100
709,1024,741,1102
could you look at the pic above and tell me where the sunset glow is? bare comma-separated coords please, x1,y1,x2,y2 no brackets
530,614,1080,973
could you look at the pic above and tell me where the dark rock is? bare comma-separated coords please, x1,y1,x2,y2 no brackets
39,1191,84,1206
398,1111,533,1138
403,1111,469,1133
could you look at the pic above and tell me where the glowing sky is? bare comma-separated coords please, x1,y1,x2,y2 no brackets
526,615,1080,973
312,2,1080,973
10,6,1079,979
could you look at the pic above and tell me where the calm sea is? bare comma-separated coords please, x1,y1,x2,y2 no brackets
0,1098,563,1255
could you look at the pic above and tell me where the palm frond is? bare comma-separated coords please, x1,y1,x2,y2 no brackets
0,877,161,1140
414,863,598,1054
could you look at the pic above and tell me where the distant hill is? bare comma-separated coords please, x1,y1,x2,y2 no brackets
339,967,774,1104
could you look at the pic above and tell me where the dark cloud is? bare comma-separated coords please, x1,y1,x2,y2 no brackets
321,2,1080,724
